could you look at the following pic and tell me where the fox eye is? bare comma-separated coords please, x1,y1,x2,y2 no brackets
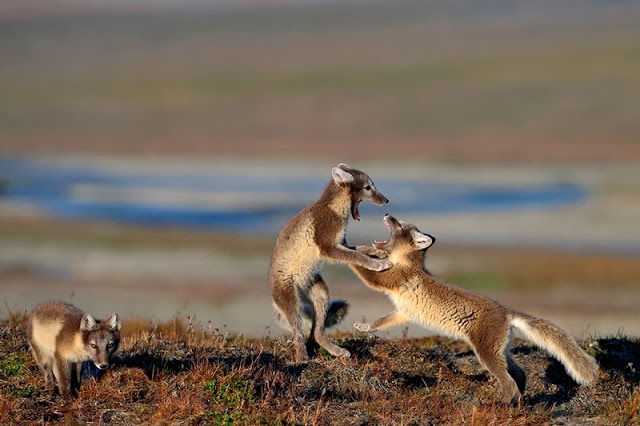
90,343,98,349
365,185,371,191
107,343,113,348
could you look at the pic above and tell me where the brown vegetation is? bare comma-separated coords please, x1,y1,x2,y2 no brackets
1,314,638,425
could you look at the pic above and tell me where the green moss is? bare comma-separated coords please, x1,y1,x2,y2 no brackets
316,347,333,359
6,384,36,398
204,372,255,409
0,354,27,378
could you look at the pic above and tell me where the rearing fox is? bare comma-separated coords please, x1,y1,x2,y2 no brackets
352,214,598,403
270,163,391,362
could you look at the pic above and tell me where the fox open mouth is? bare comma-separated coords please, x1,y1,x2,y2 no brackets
373,238,388,248
372,215,392,247
351,200,361,221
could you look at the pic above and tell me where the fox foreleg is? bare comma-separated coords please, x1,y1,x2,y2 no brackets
355,245,389,259
323,244,392,271
354,310,408,332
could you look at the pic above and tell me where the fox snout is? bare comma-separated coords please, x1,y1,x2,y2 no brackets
372,190,389,206
90,350,114,370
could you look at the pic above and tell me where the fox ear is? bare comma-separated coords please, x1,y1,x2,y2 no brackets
332,166,354,184
411,230,434,250
80,313,98,331
105,313,121,332
338,163,351,171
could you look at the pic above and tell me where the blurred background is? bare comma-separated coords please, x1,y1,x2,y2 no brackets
1,0,639,338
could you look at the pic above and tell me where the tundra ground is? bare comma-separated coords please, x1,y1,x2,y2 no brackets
1,315,638,425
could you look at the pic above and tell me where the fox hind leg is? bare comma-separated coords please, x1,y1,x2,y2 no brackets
470,326,521,404
309,274,350,358
504,327,527,394
506,353,526,395
42,361,55,391
53,354,73,398
272,280,309,362
30,344,55,391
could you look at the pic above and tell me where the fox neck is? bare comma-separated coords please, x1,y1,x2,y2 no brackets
317,180,352,219
389,250,429,277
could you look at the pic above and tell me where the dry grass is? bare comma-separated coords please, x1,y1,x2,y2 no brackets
1,314,638,425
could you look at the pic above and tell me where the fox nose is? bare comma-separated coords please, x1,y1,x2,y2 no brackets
382,196,389,204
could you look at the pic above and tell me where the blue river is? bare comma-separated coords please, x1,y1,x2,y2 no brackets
0,157,588,234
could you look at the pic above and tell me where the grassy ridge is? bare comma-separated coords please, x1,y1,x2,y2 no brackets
1,315,638,425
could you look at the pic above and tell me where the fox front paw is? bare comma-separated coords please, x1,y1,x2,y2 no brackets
371,259,392,271
354,322,372,332
356,246,389,259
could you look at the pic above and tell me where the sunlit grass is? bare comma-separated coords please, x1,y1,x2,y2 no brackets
1,314,637,425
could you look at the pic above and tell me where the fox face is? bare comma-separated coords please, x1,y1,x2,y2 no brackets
80,313,121,370
331,163,388,220
372,214,435,257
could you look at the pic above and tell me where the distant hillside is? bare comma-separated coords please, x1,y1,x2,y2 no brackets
1,0,639,162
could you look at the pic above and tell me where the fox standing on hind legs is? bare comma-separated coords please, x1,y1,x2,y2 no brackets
352,215,599,404
270,163,392,362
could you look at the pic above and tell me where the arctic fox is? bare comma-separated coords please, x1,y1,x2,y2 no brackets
351,214,598,403
27,301,121,398
270,163,391,362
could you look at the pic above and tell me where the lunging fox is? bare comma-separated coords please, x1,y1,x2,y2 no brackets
351,214,598,403
270,163,391,362
27,301,121,398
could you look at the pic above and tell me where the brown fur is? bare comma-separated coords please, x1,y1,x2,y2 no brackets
270,163,391,362
27,301,121,398
352,215,599,404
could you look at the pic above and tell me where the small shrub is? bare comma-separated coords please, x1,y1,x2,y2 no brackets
6,384,35,398
0,353,27,378
204,372,255,408
203,372,268,425
316,347,332,359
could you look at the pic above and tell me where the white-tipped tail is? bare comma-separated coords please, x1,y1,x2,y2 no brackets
511,314,598,385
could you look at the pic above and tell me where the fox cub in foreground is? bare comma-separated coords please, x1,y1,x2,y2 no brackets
352,215,598,403
27,301,121,398
270,163,391,362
